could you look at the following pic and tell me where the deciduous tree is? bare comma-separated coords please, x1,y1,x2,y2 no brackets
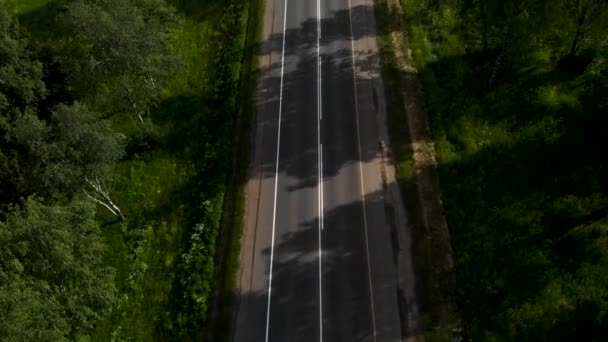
56,0,181,122
0,197,116,341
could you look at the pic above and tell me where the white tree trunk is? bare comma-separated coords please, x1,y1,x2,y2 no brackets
84,177,125,220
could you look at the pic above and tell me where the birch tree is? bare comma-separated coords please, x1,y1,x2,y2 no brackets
56,0,181,122
10,103,123,210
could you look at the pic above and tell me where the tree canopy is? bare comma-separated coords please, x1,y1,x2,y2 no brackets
0,0,183,338
402,0,608,339
0,197,115,341
0,10,45,120
56,0,180,121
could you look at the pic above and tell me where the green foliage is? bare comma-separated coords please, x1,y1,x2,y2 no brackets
0,9,45,121
89,0,250,340
10,102,123,197
0,197,115,341
0,7,124,204
170,205,219,338
0,0,258,340
56,0,181,120
401,0,608,339
0,0,47,16
1,7,121,339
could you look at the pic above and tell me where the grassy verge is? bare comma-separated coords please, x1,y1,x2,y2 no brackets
392,0,608,340
91,1,233,339
374,0,460,340
208,0,264,340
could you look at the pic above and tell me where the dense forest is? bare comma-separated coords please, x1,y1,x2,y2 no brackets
0,0,248,340
401,0,608,340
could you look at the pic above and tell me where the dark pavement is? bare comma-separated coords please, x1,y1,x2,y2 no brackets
234,0,419,341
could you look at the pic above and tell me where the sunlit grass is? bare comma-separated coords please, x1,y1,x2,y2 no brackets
93,4,227,340
1,0,47,15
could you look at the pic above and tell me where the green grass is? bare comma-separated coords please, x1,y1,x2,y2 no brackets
209,0,264,340
398,0,608,340
375,0,608,339
0,0,47,15
92,149,200,340
89,1,251,340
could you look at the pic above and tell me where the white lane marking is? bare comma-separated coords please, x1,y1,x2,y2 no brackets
317,0,324,341
317,4,323,233
318,144,324,342
320,145,324,231
317,0,322,121
265,0,288,340
347,0,377,341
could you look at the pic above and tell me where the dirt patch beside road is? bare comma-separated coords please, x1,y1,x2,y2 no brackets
376,0,462,338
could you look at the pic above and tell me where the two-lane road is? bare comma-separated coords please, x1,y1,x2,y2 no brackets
234,0,419,340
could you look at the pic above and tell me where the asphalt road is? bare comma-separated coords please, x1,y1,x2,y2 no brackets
234,0,420,341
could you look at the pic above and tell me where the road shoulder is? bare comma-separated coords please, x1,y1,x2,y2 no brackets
373,0,463,339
